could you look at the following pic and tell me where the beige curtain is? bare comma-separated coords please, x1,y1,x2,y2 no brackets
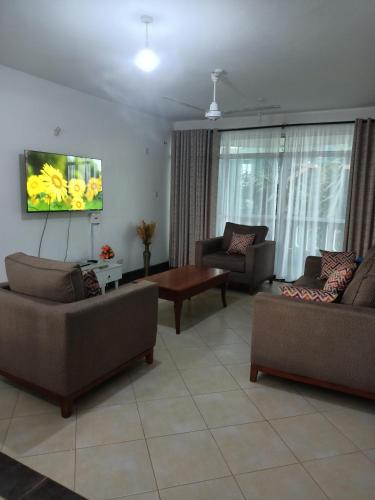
169,129,220,267
344,119,375,255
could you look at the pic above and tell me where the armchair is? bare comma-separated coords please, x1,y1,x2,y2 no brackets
195,222,276,291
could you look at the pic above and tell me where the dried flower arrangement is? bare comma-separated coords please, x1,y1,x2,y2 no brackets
136,220,156,245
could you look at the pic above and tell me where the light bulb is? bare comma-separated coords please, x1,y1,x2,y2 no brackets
134,48,159,72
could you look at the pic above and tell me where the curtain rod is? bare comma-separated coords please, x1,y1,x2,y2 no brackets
219,120,355,132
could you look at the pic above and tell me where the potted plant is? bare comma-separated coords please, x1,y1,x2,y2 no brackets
137,220,156,276
100,244,115,261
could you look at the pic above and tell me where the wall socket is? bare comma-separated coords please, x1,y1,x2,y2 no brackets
90,212,101,224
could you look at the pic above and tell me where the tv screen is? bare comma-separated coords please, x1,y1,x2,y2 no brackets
25,150,103,212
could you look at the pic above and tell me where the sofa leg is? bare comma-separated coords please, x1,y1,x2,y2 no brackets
145,349,154,365
250,365,258,383
61,398,73,418
268,274,276,284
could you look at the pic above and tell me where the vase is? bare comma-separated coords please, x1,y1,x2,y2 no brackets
143,243,151,276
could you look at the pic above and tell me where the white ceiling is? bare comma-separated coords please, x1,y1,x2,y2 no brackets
0,0,375,121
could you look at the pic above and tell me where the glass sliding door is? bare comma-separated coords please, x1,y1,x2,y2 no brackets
275,123,354,280
216,123,354,280
216,128,282,238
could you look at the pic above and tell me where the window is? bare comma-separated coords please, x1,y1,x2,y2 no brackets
216,123,354,280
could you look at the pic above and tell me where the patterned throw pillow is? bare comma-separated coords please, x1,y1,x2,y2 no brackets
280,284,338,303
323,265,356,293
320,250,356,279
227,232,255,256
83,270,102,297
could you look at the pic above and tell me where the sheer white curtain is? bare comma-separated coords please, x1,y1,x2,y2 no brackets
275,123,354,280
216,128,282,238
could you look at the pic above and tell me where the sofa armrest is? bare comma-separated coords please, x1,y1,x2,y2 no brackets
195,237,223,266
304,256,322,278
251,293,375,393
245,241,275,287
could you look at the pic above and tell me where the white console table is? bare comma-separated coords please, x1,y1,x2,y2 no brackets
82,261,122,294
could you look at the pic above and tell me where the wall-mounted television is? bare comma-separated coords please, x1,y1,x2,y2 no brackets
25,150,103,212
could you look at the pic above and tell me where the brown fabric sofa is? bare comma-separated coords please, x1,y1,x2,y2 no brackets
250,247,375,399
195,222,276,292
0,253,158,417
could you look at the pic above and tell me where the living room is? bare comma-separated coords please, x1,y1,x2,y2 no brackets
1,0,375,499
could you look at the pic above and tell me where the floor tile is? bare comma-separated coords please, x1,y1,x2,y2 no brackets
323,407,375,450
14,391,57,417
0,451,46,499
116,493,160,500
138,396,206,438
0,387,19,419
159,476,243,500
365,449,375,463
236,463,327,499
75,440,156,499
161,330,205,348
213,343,251,364
245,386,315,419
271,413,357,461
211,421,296,474
19,450,75,490
76,402,143,448
180,365,239,395
304,452,375,500
194,390,263,427
0,419,10,449
132,368,189,401
77,372,135,409
147,430,230,489
168,346,220,370
3,413,76,457
197,328,245,347
225,363,254,389
297,385,374,413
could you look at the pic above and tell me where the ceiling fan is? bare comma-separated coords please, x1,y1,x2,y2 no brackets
163,69,281,120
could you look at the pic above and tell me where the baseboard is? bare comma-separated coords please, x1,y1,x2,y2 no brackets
120,261,170,284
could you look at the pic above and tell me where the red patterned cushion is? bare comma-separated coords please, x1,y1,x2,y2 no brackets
280,284,338,303
227,232,255,255
83,270,102,297
323,265,356,293
320,250,356,279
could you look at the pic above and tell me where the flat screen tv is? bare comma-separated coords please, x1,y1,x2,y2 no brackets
25,150,103,212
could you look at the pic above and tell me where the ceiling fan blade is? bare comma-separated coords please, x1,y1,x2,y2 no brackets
162,96,205,112
223,105,281,116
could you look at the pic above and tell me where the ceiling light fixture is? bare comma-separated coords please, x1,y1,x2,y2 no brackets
134,15,159,72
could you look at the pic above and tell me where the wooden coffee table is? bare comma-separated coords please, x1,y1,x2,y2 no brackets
145,266,230,334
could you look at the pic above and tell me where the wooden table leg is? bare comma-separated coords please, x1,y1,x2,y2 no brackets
174,300,183,334
221,282,227,308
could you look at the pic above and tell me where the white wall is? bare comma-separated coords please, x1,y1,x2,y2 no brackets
0,65,171,281
174,106,375,130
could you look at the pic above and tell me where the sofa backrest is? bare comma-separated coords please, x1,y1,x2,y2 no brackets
5,252,86,303
222,223,268,250
341,246,375,307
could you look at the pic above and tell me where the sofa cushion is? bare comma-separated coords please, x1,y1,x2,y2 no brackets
320,250,356,279
280,284,338,303
222,223,268,250
5,252,86,303
294,276,325,290
202,251,245,273
341,246,375,307
227,232,255,256
323,265,356,293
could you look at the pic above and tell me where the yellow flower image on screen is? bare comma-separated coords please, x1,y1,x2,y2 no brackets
27,175,43,197
25,151,103,212
87,177,102,196
40,163,68,202
71,197,85,210
68,178,86,198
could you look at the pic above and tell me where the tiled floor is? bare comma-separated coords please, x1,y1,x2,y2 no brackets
1,283,375,499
